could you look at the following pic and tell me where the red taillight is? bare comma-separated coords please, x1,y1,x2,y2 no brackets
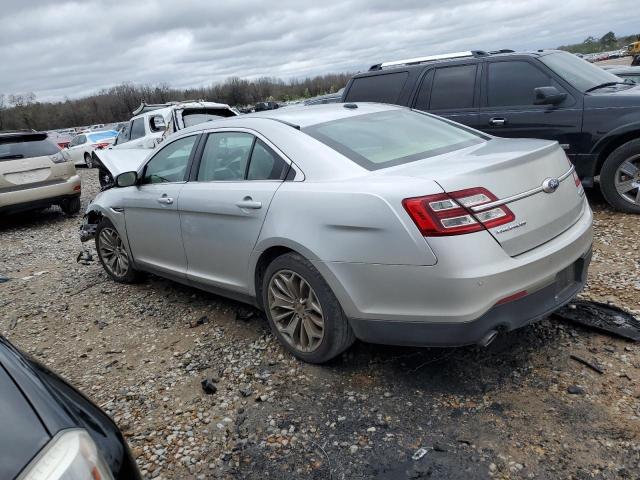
93,142,110,149
403,187,515,237
496,290,528,305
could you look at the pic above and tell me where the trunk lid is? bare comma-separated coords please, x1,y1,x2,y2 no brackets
384,138,585,256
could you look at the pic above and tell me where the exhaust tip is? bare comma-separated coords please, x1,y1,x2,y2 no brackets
478,330,498,347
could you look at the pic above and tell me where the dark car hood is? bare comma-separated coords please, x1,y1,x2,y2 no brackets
0,337,140,479
0,359,49,479
584,84,640,108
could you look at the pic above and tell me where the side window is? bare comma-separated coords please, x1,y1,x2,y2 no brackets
77,135,87,145
69,136,78,147
197,132,253,181
413,70,435,111
115,124,131,145
487,61,555,107
130,118,146,140
345,72,409,104
430,65,477,110
142,135,197,184
247,140,289,180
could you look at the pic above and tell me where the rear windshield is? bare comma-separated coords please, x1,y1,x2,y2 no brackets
303,109,485,170
182,109,235,128
87,131,117,142
0,134,60,161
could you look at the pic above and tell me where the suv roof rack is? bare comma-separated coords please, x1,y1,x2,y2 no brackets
369,49,514,71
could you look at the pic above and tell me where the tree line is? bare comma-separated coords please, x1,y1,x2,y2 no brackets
0,73,352,132
558,31,640,54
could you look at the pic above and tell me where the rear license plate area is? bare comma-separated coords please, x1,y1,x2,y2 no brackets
555,263,577,298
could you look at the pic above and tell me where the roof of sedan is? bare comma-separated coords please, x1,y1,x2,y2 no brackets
244,102,400,128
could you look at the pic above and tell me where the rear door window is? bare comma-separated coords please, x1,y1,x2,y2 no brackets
345,72,409,104
487,61,556,107
429,65,477,110
197,132,254,181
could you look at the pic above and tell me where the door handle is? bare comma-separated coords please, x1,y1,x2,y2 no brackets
236,196,262,210
489,117,506,126
157,196,174,205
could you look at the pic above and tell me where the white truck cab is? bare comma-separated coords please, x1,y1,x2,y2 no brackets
112,101,238,150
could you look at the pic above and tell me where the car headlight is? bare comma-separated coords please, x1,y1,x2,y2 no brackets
19,429,114,480
50,151,70,164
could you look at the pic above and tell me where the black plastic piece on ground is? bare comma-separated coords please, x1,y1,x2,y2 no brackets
554,300,640,342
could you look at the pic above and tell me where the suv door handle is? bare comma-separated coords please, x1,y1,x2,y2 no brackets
236,197,262,210
489,117,506,126
157,196,174,205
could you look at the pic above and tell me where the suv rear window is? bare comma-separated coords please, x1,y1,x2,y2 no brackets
345,72,409,104
303,109,485,171
0,134,60,161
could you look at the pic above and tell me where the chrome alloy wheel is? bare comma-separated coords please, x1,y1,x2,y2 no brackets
615,154,640,206
98,227,130,278
267,270,324,352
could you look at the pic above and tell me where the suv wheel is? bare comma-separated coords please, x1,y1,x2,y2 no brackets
84,153,93,168
60,196,81,215
262,253,355,363
600,139,640,213
95,218,139,283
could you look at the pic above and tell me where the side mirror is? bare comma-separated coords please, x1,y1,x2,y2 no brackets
534,86,567,106
115,171,138,188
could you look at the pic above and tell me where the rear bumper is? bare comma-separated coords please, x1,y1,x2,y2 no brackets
314,201,593,346
0,175,81,214
349,248,591,346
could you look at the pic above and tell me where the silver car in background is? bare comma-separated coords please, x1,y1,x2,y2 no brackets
81,103,592,363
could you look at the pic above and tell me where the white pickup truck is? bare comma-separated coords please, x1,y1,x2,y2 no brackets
113,100,238,149
94,101,238,186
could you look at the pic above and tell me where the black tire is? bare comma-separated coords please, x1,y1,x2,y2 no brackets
600,139,640,214
95,218,140,283
84,153,93,168
60,196,81,215
262,252,355,363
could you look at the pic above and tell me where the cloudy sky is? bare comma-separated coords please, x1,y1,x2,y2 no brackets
1,0,637,102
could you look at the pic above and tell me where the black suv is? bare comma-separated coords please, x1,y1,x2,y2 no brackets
342,50,640,213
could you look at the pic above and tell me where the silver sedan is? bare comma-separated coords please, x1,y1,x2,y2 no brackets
81,103,593,363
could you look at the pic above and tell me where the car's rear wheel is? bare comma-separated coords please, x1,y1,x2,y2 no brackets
60,196,81,215
84,153,93,168
600,139,640,213
95,218,139,283
262,253,355,363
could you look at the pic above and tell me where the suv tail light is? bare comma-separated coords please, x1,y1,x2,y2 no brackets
403,187,515,236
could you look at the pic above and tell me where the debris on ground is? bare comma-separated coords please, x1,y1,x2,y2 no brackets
554,300,640,341
76,249,94,265
567,385,585,395
201,377,218,394
0,274,10,283
412,447,430,461
188,315,209,328
236,308,260,321
570,354,605,374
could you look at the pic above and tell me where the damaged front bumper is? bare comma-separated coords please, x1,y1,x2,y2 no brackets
79,214,97,242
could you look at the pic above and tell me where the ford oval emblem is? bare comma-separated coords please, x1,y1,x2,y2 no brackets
542,177,560,193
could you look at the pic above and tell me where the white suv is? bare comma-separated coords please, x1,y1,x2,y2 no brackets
112,101,238,150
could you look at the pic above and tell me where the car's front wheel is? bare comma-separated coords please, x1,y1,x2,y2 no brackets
262,253,355,363
600,139,640,213
95,218,139,283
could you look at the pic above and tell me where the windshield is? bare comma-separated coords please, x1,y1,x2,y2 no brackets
303,109,485,171
87,131,117,142
539,51,623,92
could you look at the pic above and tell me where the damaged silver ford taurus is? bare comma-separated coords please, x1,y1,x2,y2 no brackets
81,103,593,363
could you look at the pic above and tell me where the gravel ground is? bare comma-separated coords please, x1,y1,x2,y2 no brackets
1,169,639,479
